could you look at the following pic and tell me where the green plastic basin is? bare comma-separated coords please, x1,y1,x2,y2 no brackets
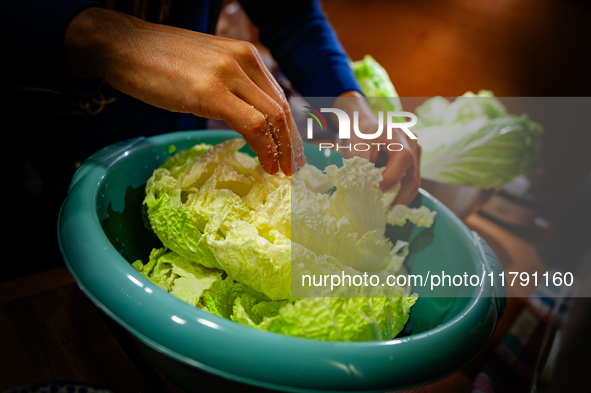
58,130,507,392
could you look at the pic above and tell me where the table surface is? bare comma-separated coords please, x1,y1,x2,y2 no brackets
0,213,538,393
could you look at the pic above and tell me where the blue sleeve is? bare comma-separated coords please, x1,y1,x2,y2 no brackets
238,0,361,98
1,0,103,96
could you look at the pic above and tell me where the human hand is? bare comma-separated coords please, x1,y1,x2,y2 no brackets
334,91,421,205
64,7,305,176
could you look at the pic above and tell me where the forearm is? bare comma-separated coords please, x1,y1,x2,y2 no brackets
65,7,130,80
65,7,305,175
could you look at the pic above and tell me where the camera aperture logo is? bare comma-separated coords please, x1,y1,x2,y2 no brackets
303,107,418,152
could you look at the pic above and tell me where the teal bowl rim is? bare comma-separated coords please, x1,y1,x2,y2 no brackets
58,130,506,392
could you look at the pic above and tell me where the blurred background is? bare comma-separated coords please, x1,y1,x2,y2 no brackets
322,0,590,97
319,0,591,226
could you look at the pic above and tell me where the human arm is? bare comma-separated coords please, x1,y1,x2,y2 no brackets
2,2,304,176
64,6,305,176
